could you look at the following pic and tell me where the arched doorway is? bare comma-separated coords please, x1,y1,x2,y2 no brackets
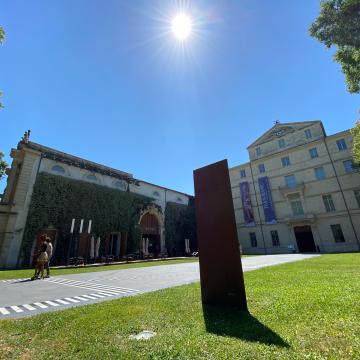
140,213,161,257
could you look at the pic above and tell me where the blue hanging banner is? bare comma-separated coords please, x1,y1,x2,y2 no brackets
258,176,277,224
240,181,255,226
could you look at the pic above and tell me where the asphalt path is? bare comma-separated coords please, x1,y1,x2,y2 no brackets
0,254,318,318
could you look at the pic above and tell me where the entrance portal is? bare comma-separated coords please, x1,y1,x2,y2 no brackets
140,213,160,257
294,225,316,253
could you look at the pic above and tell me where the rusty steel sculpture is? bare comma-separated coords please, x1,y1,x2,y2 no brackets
193,159,247,310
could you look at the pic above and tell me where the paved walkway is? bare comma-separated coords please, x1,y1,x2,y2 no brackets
0,254,318,318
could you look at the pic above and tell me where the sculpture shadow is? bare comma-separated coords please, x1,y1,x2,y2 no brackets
203,305,289,348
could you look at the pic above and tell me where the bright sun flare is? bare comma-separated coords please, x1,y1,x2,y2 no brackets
171,13,192,40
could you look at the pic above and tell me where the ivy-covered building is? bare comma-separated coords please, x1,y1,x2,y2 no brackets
0,132,196,269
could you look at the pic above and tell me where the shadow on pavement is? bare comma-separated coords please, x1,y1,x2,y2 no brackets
203,305,289,347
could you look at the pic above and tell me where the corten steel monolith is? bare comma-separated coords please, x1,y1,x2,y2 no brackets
194,159,247,310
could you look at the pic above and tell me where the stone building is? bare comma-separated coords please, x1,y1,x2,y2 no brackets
0,132,193,269
230,120,360,254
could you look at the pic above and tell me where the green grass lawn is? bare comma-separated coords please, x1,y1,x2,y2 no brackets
0,258,199,280
0,254,359,359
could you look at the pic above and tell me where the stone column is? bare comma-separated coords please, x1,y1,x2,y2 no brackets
311,224,323,253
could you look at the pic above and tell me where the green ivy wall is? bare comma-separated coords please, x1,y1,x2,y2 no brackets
20,173,152,266
19,173,197,267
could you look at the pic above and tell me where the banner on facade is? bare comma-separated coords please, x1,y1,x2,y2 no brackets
258,176,277,224
240,181,255,226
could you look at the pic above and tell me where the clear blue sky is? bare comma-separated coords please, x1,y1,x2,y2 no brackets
1,0,359,195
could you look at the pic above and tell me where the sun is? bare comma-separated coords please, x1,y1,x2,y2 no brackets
171,13,192,40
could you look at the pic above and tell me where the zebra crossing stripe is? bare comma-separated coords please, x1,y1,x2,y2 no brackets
45,301,59,307
85,284,136,293
93,290,121,295
90,293,106,298
81,285,138,294
34,302,48,309
55,299,70,305
64,297,80,303
10,306,23,313
0,307,10,315
81,294,98,300
22,304,36,311
73,296,89,302
96,292,114,297
44,277,138,295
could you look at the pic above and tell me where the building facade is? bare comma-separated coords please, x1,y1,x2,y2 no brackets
230,121,360,254
0,133,193,269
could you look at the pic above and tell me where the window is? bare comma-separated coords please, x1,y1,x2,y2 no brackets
240,169,246,178
281,156,290,167
86,174,98,182
288,193,304,216
249,232,257,247
323,195,335,212
331,224,345,243
256,147,261,156
285,174,297,188
309,148,318,159
336,139,347,151
305,129,312,139
153,191,160,197
177,197,183,202
51,165,65,174
258,164,265,173
278,139,285,149
271,230,280,246
343,160,354,173
314,167,326,180
354,190,360,208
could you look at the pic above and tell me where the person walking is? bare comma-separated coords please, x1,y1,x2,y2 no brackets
31,241,48,280
44,237,53,278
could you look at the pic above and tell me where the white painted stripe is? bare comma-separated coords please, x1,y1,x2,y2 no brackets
10,306,23,313
44,277,139,295
82,294,97,300
47,277,138,292
55,299,70,305
45,300,60,307
34,302,48,309
87,285,136,293
64,297,80,303
90,293,106,298
96,292,114,297
22,304,36,311
77,283,135,292
46,278,71,284
73,296,89,301
0,307,10,315
93,290,122,295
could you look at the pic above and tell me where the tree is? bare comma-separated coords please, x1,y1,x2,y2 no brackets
0,151,7,180
0,26,4,43
0,26,4,108
351,121,360,164
309,0,360,93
